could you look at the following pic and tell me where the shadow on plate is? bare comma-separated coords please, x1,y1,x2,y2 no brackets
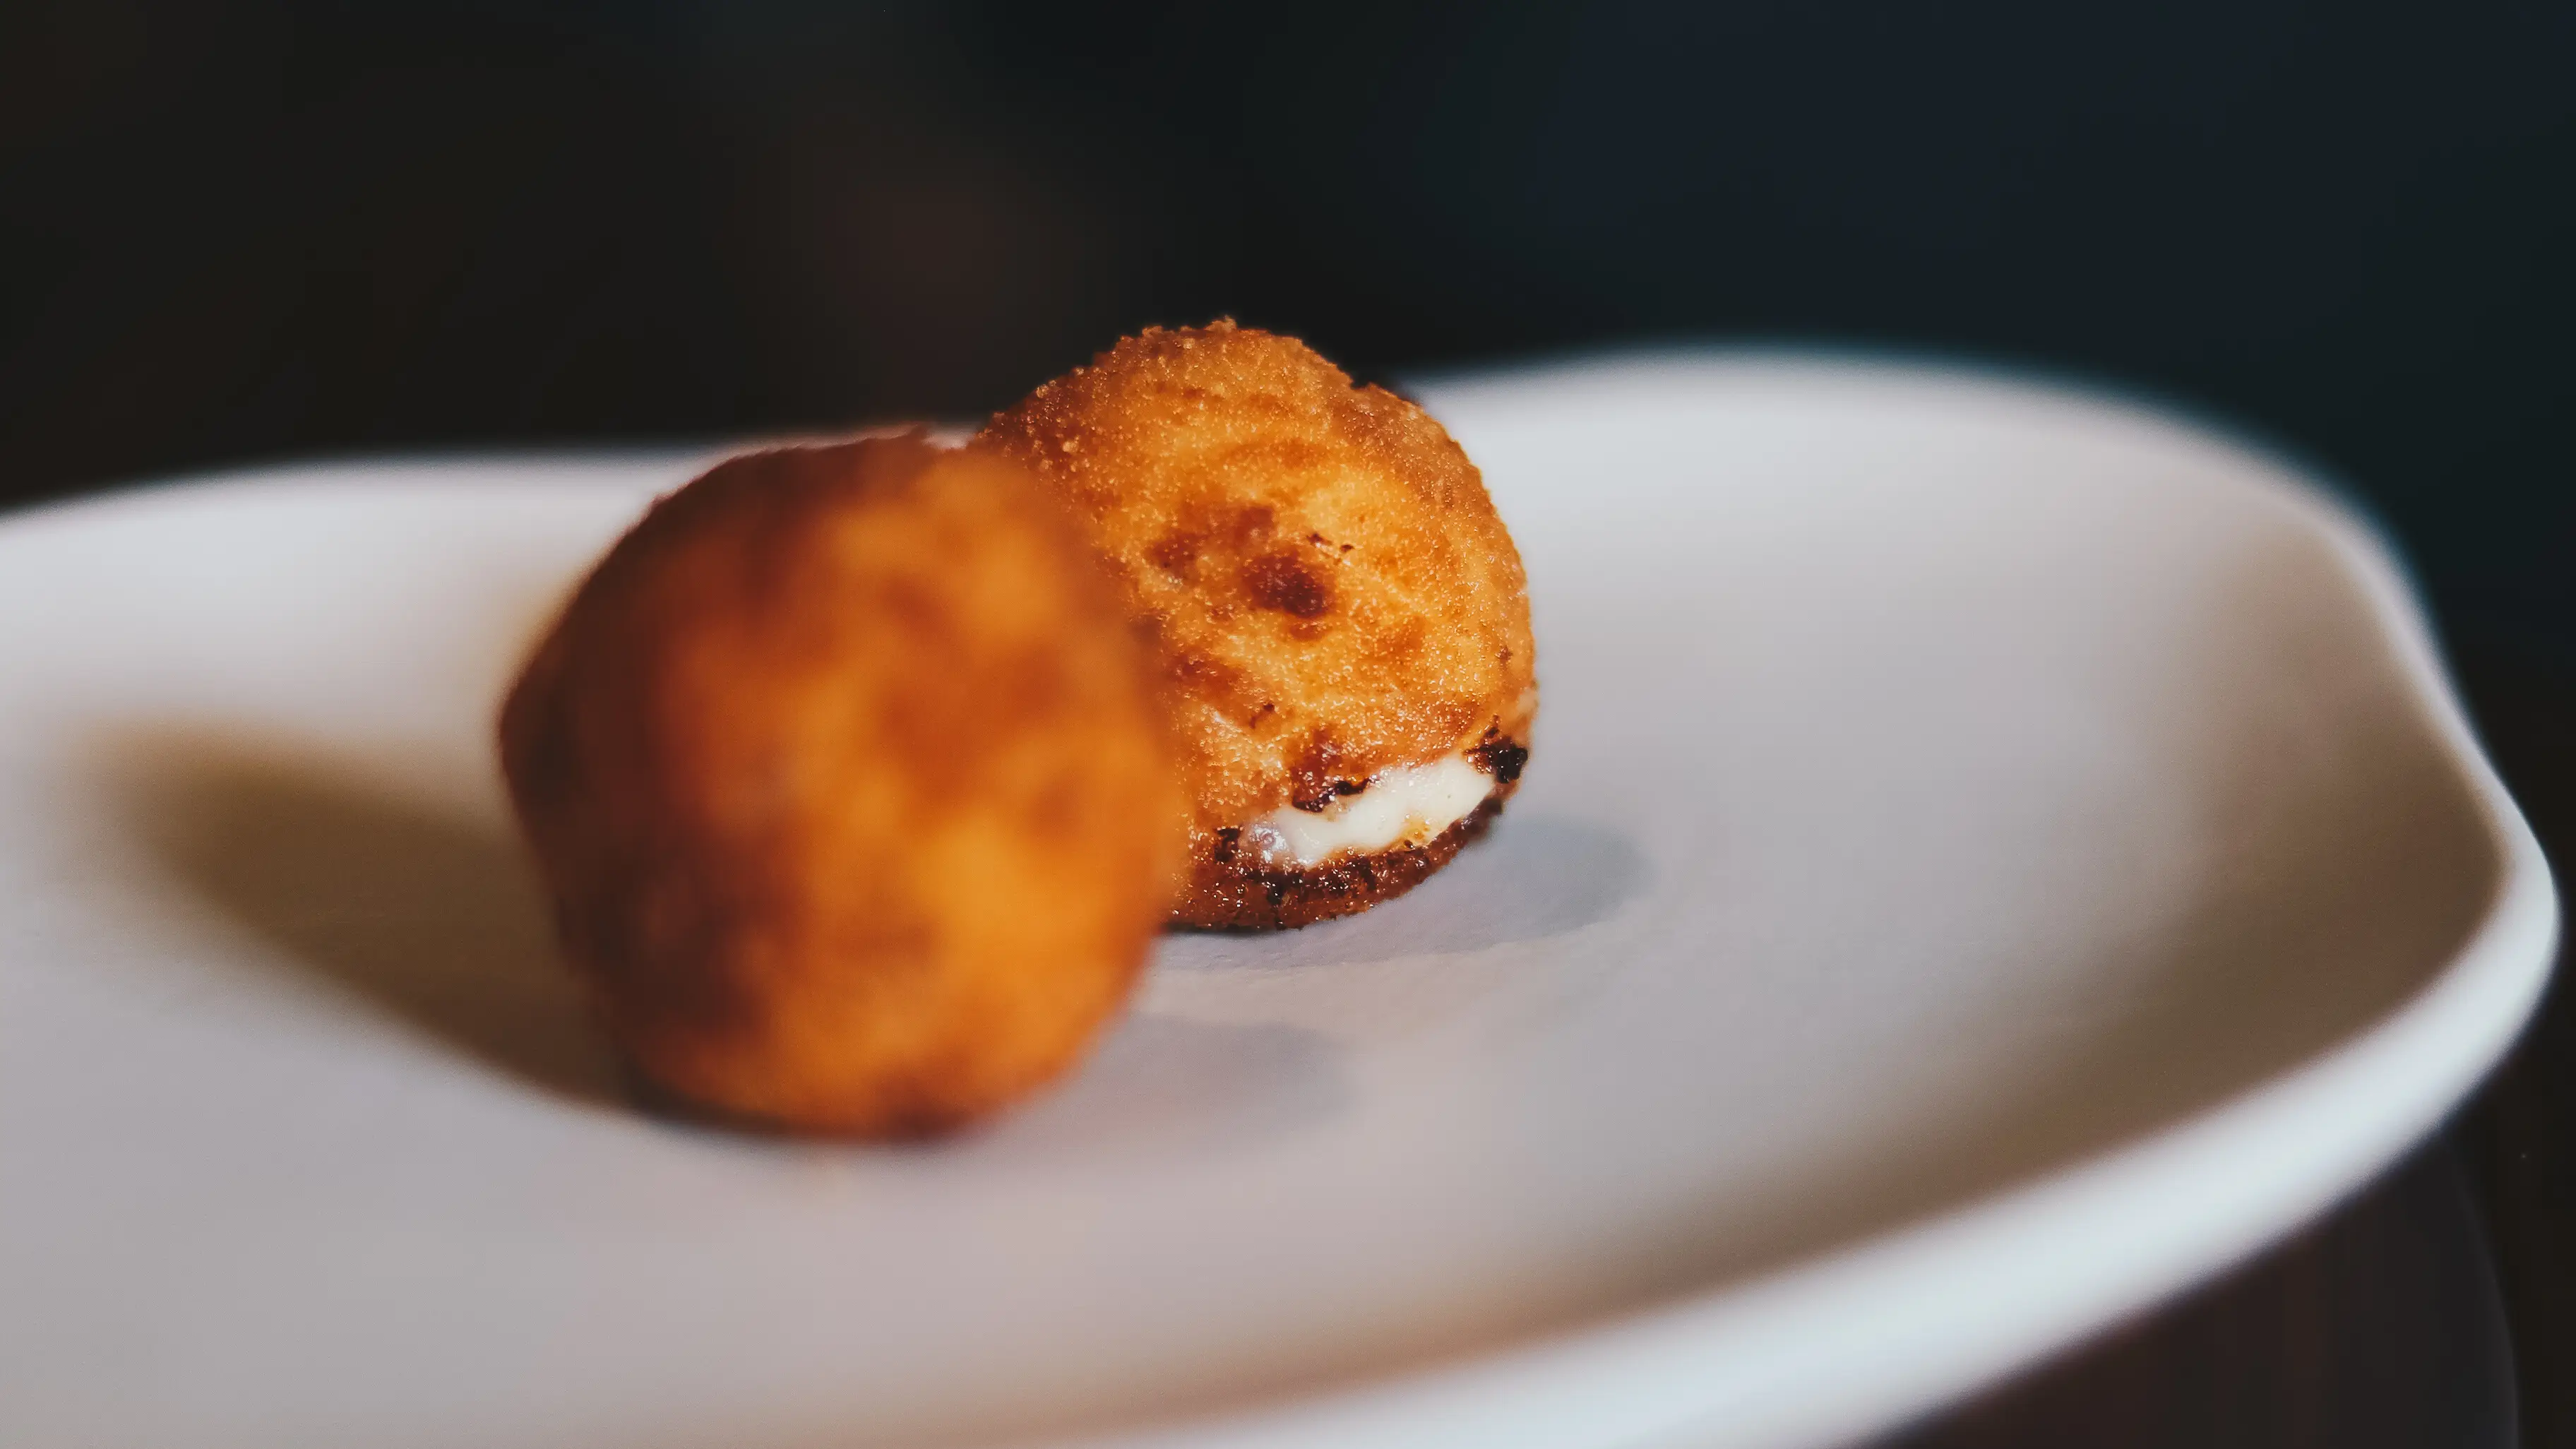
99,728,1357,1159
103,728,626,1107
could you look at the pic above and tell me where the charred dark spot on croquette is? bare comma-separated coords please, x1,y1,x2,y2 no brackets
1147,531,1202,573
1471,728,1530,785
1244,551,1331,618
1287,730,1359,811
1289,774,1369,813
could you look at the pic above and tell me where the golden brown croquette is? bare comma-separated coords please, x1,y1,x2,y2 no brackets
498,434,1181,1135
977,321,1535,929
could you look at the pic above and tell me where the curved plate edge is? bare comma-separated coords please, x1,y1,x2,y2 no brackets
16,359,2554,1449
1068,356,2563,1449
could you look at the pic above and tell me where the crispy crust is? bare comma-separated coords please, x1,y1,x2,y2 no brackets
1180,786,1515,931
976,321,1537,929
497,434,1181,1137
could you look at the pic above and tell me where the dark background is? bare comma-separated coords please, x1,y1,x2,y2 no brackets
7,2,2573,1443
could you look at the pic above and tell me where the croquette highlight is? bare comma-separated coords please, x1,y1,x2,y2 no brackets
977,321,1536,929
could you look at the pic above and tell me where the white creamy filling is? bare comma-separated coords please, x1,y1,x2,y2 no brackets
1241,755,1495,870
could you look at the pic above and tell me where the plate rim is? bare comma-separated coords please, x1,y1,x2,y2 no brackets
1087,353,2562,1449
2,353,2557,1449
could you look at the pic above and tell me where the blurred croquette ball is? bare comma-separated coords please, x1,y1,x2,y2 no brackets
977,321,1535,930
498,434,1181,1136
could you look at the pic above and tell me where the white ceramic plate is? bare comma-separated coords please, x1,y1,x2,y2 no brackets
0,357,2553,1449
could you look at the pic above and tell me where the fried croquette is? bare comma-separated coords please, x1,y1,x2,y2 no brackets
498,434,1181,1136
977,321,1535,930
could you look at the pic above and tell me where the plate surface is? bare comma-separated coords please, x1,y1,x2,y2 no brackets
0,358,2553,1449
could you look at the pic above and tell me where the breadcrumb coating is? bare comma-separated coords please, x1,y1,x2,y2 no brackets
499,435,1180,1135
977,321,1536,928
